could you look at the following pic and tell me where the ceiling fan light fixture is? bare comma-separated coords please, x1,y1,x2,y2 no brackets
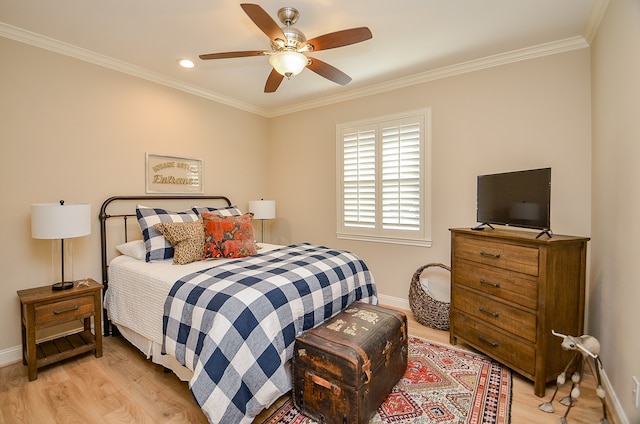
269,51,307,77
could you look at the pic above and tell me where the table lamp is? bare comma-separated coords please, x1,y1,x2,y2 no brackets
31,200,91,290
248,199,276,243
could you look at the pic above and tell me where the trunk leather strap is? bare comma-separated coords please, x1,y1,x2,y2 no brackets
308,371,342,395
305,325,374,383
350,344,372,383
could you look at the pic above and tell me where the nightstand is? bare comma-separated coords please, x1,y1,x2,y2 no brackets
17,278,103,381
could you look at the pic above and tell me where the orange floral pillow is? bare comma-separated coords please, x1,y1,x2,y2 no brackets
202,212,257,259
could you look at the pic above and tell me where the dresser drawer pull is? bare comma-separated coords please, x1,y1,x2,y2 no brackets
53,305,79,315
479,306,499,318
478,334,499,347
479,279,501,288
479,250,501,259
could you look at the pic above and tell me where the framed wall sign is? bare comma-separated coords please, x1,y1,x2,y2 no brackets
146,153,204,194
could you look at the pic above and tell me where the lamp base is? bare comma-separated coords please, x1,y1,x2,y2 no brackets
52,281,74,291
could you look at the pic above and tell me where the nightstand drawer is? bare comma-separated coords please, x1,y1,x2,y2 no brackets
454,236,539,276
35,295,95,328
454,258,538,310
452,286,537,342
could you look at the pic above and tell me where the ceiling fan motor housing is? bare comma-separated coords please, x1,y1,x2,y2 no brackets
272,7,307,52
273,27,305,50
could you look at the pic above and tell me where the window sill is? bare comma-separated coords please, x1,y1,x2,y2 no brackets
337,233,432,247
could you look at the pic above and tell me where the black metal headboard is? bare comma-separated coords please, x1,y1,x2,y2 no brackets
99,195,232,335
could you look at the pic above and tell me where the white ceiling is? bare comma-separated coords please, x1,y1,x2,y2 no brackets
0,0,604,117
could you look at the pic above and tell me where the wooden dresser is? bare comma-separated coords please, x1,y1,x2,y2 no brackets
449,228,589,396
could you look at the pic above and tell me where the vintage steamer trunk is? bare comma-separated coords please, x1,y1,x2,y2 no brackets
293,303,408,424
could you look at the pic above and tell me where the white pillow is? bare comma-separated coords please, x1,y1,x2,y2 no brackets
116,240,146,260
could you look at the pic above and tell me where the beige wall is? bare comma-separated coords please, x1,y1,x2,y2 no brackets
0,37,269,352
591,0,640,422
268,49,592,302
1,30,599,409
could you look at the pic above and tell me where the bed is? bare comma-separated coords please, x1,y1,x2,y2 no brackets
99,196,378,424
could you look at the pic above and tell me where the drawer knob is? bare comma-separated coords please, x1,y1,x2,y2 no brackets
479,306,499,318
479,279,501,288
479,250,501,259
53,305,79,315
478,334,499,347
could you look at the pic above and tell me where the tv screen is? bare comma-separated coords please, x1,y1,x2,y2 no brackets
476,167,551,230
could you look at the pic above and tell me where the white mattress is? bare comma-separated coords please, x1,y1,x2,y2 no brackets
104,244,282,379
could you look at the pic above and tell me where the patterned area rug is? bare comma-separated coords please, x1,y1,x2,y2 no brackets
263,336,511,424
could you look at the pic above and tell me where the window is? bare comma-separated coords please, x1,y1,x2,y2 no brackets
337,109,432,246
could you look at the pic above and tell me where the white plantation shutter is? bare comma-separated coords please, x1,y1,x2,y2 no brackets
337,110,431,246
381,122,421,231
343,128,376,228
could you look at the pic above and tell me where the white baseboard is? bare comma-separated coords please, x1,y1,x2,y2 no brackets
600,365,629,424
0,345,22,367
378,293,410,311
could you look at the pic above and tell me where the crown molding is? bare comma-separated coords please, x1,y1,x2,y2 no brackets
582,0,610,44
265,36,589,117
0,22,265,116
2,22,588,118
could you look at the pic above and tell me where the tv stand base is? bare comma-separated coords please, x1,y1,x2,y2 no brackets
536,229,553,239
472,223,495,231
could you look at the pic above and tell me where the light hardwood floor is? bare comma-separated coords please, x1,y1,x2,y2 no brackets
0,309,612,424
396,308,613,424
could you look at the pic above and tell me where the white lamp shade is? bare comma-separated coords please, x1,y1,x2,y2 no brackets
248,200,276,220
269,51,307,77
31,202,92,239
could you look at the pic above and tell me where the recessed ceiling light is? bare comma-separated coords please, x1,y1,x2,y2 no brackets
178,59,195,69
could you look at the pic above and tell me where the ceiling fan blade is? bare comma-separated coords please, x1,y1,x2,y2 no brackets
264,69,285,93
305,27,372,52
241,3,286,42
199,51,264,60
306,57,352,85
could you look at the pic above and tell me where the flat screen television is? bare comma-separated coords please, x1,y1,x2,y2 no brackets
476,167,551,232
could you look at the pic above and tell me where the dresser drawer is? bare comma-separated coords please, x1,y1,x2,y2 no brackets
34,295,95,328
453,258,538,310
454,236,539,276
452,312,536,375
452,286,537,342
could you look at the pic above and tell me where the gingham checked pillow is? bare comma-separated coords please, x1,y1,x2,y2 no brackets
192,205,243,218
136,204,199,262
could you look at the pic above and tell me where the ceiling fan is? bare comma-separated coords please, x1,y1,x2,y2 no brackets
199,3,373,93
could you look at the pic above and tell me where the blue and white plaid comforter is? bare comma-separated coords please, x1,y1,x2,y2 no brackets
162,243,377,424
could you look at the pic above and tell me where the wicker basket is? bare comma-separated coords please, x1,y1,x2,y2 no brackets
409,263,451,330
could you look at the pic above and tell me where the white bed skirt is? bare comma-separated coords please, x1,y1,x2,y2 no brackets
115,324,193,382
